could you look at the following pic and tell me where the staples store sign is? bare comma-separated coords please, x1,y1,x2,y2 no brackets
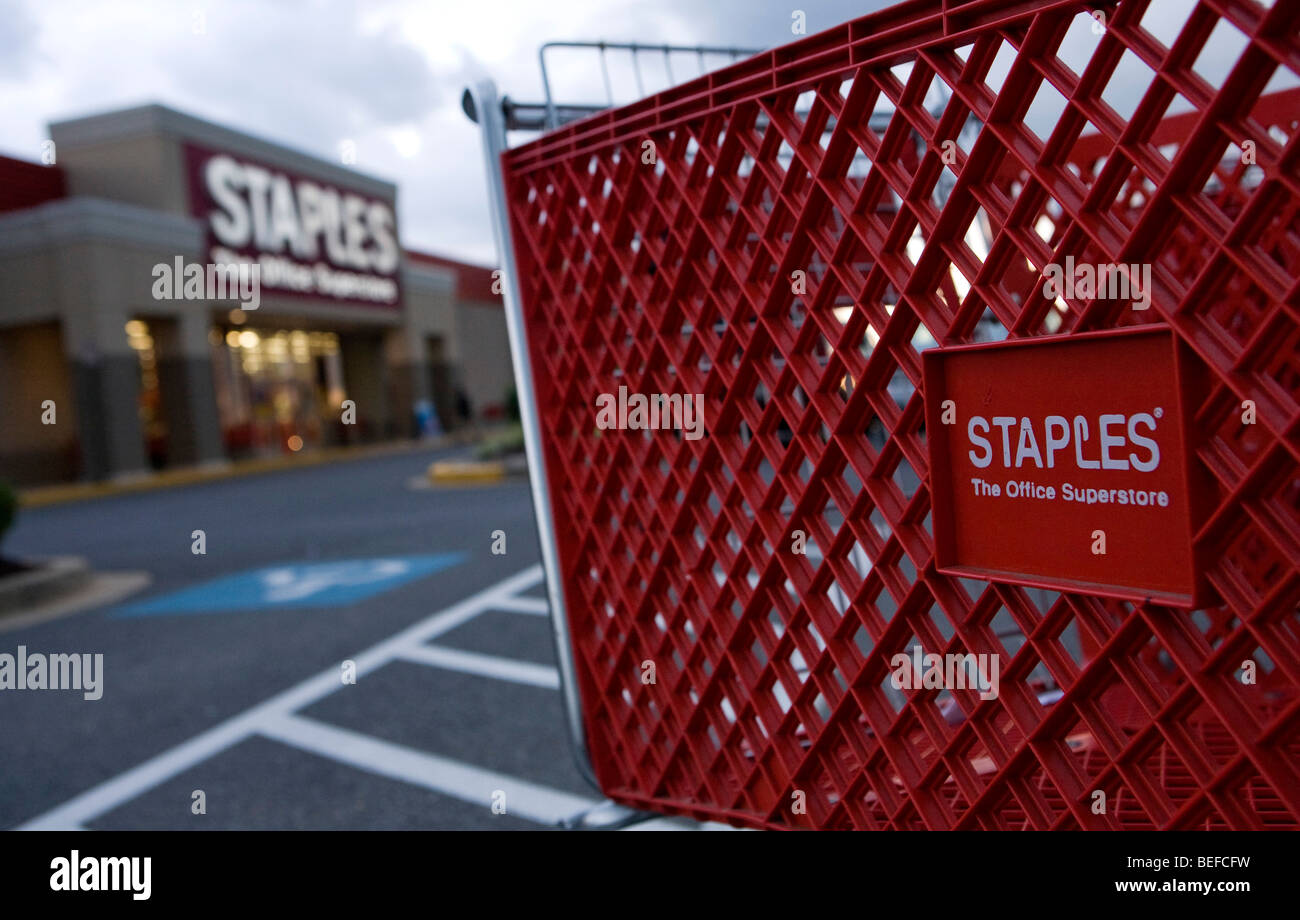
184,143,400,307
923,327,1209,607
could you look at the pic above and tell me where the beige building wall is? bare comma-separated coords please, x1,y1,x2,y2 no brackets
393,261,456,432
54,131,188,214
49,104,397,219
0,197,218,482
0,104,518,483
0,323,78,482
452,299,514,418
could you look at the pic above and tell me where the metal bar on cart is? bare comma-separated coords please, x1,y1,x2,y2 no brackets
462,79,598,787
538,41,761,132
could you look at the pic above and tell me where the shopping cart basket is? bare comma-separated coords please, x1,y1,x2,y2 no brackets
467,0,1300,829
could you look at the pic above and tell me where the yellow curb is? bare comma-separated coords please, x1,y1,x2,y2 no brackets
427,460,507,484
18,439,446,509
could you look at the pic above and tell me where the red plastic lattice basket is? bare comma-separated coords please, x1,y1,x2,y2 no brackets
503,0,1300,829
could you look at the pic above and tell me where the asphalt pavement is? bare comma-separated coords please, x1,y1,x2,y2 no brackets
0,446,606,830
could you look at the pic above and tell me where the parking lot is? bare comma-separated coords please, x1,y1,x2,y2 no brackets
2,448,607,830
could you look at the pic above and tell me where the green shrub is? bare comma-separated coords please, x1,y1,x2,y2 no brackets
474,424,525,460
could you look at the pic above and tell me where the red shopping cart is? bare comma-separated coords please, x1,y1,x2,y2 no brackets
468,0,1300,829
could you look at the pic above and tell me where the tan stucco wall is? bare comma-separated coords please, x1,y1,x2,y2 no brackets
52,132,187,215
0,105,518,481
453,300,513,416
0,322,77,465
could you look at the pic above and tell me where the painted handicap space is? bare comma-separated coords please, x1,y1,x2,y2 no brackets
113,553,467,617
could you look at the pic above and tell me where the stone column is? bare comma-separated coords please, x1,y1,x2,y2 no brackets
340,332,390,443
63,308,147,481
152,309,225,467
384,327,432,439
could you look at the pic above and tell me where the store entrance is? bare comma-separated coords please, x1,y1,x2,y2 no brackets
211,326,347,458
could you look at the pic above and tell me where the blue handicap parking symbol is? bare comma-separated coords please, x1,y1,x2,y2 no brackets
113,553,467,617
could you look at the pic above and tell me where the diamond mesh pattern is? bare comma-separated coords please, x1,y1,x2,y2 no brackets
503,0,1300,829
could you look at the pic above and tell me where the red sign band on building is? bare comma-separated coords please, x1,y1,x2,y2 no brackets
183,142,401,308
923,326,1211,607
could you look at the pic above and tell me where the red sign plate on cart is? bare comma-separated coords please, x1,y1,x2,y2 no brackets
923,326,1208,607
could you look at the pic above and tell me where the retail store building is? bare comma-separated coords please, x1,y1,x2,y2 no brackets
0,104,513,485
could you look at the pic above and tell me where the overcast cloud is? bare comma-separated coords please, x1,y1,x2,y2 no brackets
0,0,1282,265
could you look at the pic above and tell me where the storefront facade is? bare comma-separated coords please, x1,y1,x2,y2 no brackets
0,104,512,485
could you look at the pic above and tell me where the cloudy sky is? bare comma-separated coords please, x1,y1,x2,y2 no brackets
0,0,889,265
0,0,1276,266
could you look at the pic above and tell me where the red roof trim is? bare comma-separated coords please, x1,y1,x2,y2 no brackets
0,153,67,214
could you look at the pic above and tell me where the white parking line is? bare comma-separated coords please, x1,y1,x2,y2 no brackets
16,566,554,831
490,595,550,616
395,644,559,689
260,713,595,824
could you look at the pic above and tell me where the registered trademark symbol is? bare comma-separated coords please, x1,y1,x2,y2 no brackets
1154,407,1163,418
